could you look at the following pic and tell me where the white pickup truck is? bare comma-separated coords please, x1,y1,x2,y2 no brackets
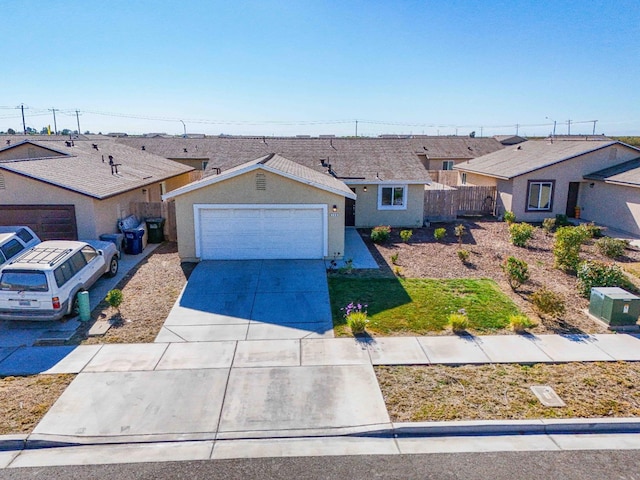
0,240,119,321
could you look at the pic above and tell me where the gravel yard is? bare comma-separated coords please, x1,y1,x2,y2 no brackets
363,219,640,334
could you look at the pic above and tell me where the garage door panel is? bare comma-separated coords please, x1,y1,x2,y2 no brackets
0,205,77,240
198,206,325,260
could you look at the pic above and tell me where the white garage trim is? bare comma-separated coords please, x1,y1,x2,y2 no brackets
193,204,328,260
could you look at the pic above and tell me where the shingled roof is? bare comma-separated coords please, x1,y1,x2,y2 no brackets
0,139,193,199
584,158,640,188
454,140,619,179
117,136,432,184
408,136,504,159
164,153,356,200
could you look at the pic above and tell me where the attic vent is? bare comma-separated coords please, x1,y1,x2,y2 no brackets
141,145,146,151
92,143,99,150
256,173,267,191
5,140,10,146
65,141,72,147
183,148,188,153
0,172,5,190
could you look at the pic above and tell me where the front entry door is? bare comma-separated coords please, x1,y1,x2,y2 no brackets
566,182,580,217
345,189,356,226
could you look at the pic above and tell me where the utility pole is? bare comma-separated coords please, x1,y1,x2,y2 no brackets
355,120,358,138
546,116,556,136
515,123,519,135
180,120,186,138
592,120,598,135
49,108,58,135
16,104,27,134
480,126,483,137
567,119,572,135
75,110,81,135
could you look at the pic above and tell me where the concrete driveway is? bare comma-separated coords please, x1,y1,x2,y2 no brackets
156,260,334,342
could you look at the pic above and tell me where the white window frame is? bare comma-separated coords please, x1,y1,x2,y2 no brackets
377,184,408,210
442,160,454,171
526,180,554,211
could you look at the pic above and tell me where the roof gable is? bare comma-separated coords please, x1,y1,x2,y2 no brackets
164,153,356,200
584,158,640,188
0,140,71,161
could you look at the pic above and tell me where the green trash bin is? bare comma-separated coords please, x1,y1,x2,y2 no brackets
145,217,165,243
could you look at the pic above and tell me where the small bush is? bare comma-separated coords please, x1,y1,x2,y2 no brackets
400,229,413,243
454,224,466,245
457,249,470,263
434,227,446,241
578,222,602,239
371,225,391,244
342,302,369,334
531,288,566,318
509,314,537,333
596,237,627,259
393,265,403,277
555,214,572,227
503,211,516,224
553,226,590,272
502,256,530,290
390,252,399,265
448,311,469,332
577,260,627,297
509,222,535,247
105,289,123,311
542,218,556,235
338,259,354,275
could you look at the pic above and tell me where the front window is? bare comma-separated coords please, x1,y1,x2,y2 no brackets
527,181,554,211
442,161,454,171
0,270,48,292
378,185,407,210
1,239,24,260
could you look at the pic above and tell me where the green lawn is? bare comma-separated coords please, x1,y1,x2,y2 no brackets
329,277,523,336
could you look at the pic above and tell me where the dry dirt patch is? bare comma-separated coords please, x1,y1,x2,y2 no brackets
78,242,195,344
363,220,640,334
376,362,640,421
0,374,75,434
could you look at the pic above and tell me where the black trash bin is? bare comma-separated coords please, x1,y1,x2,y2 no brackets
124,229,144,255
145,217,165,243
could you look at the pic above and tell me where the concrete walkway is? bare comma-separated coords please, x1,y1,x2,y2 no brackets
156,260,334,343
325,227,378,269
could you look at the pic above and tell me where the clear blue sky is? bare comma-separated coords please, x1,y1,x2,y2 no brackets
2,0,639,137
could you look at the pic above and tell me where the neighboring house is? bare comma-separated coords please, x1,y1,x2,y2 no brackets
120,136,433,228
493,135,527,146
454,139,640,232
163,153,356,261
409,136,505,171
0,138,194,240
583,159,640,236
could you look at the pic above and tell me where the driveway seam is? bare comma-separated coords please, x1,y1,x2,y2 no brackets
151,343,171,371
214,342,240,439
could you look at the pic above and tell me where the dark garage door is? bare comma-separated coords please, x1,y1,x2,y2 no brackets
0,205,78,240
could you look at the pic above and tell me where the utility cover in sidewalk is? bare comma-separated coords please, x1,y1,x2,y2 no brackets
530,385,566,407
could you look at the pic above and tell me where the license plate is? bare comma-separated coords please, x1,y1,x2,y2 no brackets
19,300,31,306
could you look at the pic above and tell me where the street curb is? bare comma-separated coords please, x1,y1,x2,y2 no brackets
392,418,640,437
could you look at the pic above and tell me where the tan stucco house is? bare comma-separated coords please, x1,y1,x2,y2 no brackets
163,153,357,262
0,138,194,240
454,139,640,234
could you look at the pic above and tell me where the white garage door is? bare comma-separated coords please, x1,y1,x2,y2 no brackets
196,205,326,260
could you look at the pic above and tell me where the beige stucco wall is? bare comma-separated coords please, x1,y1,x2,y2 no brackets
168,158,210,170
352,184,424,228
173,170,346,261
0,170,97,237
580,182,640,236
0,143,66,161
460,172,498,187
423,158,469,170
510,145,640,223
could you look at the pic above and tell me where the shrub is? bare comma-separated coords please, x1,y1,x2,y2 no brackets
342,302,369,334
578,222,602,239
393,265,404,277
509,222,535,247
371,225,391,244
338,259,354,275
577,260,627,297
454,224,466,245
457,249,470,263
448,311,469,333
555,214,572,227
400,229,413,243
542,217,556,235
509,314,536,333
553,226,589,272
105,289,123,310
503,211,516,224
434,227,446,242
502,256,530,290
531,288,566,318
390,252,399,265
596,237,627,259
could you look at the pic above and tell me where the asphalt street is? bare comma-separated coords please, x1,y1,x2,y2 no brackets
1,450,640,480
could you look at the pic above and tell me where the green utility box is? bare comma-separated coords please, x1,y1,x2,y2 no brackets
589,287,640,327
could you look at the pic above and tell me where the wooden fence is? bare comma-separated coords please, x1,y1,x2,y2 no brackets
130,201,178,241
424,186,496,222
427,170,459,187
